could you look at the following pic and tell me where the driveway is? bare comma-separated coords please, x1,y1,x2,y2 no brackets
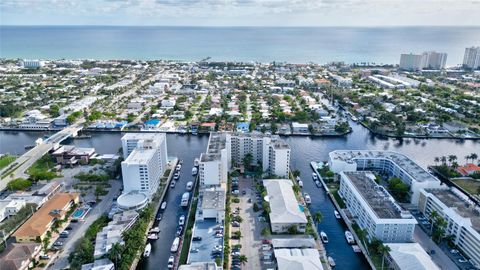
413,226,460,270
50,179,122,270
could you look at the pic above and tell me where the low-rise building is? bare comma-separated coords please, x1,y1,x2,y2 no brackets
418,188,480,267
329,150,442,203
52,145,96,165
0,199,26,222
178,262,222,270
198,189,225,223
291,122,309,134
274,248,323,270
339,171,417,242
385,243,440,270
81,259,115,270
0,243,41,270
13,193,79,243
263,179,307,234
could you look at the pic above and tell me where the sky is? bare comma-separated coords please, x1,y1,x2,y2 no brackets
1,0,480,26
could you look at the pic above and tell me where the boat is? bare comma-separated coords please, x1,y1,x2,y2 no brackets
170,237,180,253
192,167,198,175
352,245,361,253
147,233,159,240
143,243,152,257
320,231,329,243
315,180,321,188
194,158,199,167
345,230,355,244
304,193,311,204
24,145,35,149
334,210,341,219
161,201,167,210
149,227,160,233
298,180,303,188
312,173,318,180
328,256,336,267
296,176,301,182
351,116,358,122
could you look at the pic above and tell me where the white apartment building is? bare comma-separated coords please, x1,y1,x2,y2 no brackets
263,179,307,234
121,133,168,197
227,133,290,178
463,46,480,70
197,189,226,223
21,59,44,69
198,133,229,187
0,199,26,222
418,188,480,267
399,51,447,71
329,150,442,204
339,171,417,242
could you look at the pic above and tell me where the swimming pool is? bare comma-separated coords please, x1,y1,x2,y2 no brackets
71,207,90,220
298,204,305,212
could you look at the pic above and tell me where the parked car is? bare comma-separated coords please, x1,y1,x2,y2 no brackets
450,249,459,254
167,255,175,269
65,226,73,230
242,190,247,195
232,221,240,227
170,181,176,188
176,226,184,236
178,215,185,226
459,258,468,263
192,236,202,241
39,255,50,260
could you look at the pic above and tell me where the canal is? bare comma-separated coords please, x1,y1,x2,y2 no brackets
1,123,479,269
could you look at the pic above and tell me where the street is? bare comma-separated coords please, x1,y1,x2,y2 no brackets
413,226,460,270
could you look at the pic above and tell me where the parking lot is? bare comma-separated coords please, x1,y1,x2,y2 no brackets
412,210,476,270
229,176,275,270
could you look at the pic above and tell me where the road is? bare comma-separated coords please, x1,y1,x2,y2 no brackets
413,226,460,270
50,180,122,270
0,122,84,182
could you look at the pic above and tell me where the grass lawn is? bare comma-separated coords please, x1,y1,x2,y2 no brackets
452,179,480,195
0,155,16,170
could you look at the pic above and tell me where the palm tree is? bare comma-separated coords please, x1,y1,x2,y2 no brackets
377,244,391,270
313,211,323,224
429,210,440,235
465,155,471,164
440,156,447,166
471,153,478,164
356,228,370,256
239,255,248,265
434,157,440,166
108,242,124,268
448,155,457,166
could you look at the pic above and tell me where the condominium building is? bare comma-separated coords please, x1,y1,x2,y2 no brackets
463,46,480,70
399,51,447,71
329,150,442,203
199,133,229,187
263,179,307,234
399,53,424,71
227,133,290,178
21,59,44,69
339,172,417,242
121,133,168,197
418,188,480,267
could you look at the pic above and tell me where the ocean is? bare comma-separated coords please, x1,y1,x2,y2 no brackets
1,26,480,65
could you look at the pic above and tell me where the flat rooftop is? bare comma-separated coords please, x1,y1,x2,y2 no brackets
425,188,480,234
330,150,438,183
121,132,165,142
202,190,226,211
123,148,156,164
344,172,412,220
274,248,323,270
386,243,440,270
201,133,226,162
263,179,307,224
188,219,223,264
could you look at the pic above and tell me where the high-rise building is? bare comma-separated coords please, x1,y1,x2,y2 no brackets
227,133,290,178
421,51,447,70
399,53,423,71
21,59,44,69
463,46,480,70
199,133,229,187
120,133,168,197
399,51,447,71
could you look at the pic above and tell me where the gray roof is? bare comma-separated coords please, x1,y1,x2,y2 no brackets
263,179,307,224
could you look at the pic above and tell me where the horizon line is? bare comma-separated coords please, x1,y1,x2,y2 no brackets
2,24,480,28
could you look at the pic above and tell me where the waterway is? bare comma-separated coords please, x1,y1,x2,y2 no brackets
1,123,479,269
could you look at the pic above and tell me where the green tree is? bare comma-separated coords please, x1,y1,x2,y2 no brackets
377,243,391,270
239,255,248,265
313,211,323,224
387,177,409,202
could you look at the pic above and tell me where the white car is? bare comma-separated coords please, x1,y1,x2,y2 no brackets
179,215,185,226
167,255,175,269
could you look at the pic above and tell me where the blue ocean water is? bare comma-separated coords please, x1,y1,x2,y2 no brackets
1,26,480,64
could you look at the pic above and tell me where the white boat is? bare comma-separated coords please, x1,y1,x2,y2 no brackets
171,237,180,253
334,210,341,219
176,164,182,171
149,227,160,233
312,173,318,180
352,245,361,253
345,230,355,244
320,231,329,244
296,176,301,182
351,116,358,122
194,158,199,167
315,180,321,188
298,180,303,188
328,256,336,267
148,233,159,240
192,167,198,175
143,243,152,257
161,201,167,210
304,193,311,204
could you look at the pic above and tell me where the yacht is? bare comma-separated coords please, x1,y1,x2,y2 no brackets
352,245,361,253
194,158,199,167
304,193,311,204
312,173,318,180
334,210,341,219
315,180,321,188
320,231,329,243
143,243,152,257
345,230,355,244
298,180,303,188
296,176,301,182
149,227,160,233
192,167,198,175
328,256,336,267
171,237,180,253
147,233,159,240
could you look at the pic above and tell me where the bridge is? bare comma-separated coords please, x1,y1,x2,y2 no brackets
0,122,84,187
